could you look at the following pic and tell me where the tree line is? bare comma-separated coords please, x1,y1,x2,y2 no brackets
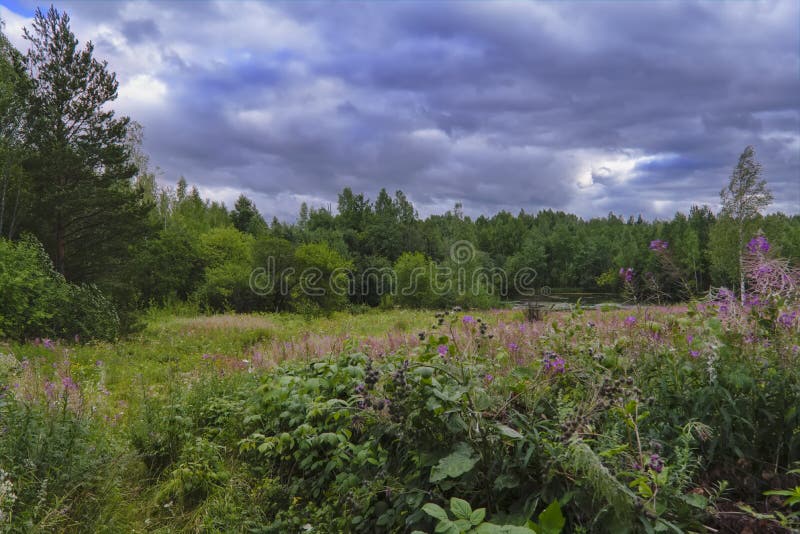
1,8,798,339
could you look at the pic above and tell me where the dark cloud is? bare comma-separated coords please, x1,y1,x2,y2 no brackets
2,0,798,220
120,18,159,45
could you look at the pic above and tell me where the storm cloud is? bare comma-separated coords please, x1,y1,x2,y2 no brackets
1,0,798,220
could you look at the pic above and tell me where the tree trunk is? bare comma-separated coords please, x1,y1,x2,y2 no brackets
738,225,745,304
56,213,66,275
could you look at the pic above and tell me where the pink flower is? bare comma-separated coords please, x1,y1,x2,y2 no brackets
619,267,634,283
61,376,78,392
624,316,637,327
437,344,448,357
462,315,476,325
746,235,770,254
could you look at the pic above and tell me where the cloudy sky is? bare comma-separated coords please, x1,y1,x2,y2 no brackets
1,0,799,221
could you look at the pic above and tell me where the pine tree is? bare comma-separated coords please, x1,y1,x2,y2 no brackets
230,193,267,235
22,6,150,282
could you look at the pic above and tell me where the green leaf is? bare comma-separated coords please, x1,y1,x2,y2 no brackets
537,500,565,534
416,366,434,378
680,492,708,509
470,508,487,525
454,519,472,531
493,474,519,491
474,524,506,534
435,519,460,534
430,443,479,482
423,503,449,522
497,424,523,439
450,497,472,520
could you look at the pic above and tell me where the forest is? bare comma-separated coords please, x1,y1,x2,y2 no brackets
1,6,800,534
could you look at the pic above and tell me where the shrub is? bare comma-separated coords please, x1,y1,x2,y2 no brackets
0,236,119,341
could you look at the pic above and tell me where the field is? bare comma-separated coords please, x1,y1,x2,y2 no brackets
0,299,799,533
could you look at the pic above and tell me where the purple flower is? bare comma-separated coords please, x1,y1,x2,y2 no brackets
624,316,637,327
686,334,694,344
778,312,797,328
619,267,634,283
44,380,56,401
543,352,566,373
437,344,448,357
484,374,494,383
747,235,770,254
507,342,519,352
61,376,78,392
689,350,700,358
648,453,664,473
649,240,668,251
462,315,476,325
95,360,104,367
43,338,54,350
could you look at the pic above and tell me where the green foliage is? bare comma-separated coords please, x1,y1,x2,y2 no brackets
0,392,128,531
418,496,562,534
290,242,352,314
0,236,119,340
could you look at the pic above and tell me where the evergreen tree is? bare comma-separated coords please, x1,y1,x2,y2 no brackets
230,193,267,235
22,6,150,283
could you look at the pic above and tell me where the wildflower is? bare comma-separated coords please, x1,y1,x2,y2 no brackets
42,338,54,350
43,380,56,401
745,294,762,307
778,311,797,328
649,240,668,251
746,235,770,254
648,453,664,473
437,344,448,357
507,342,519,352
624,316,637,327
95,360,104,367
689,350,700,358
543,352,566,373
686,334,694,344
462,315,476,325
61,376,78,392
484,374,494,383
619,267,634,283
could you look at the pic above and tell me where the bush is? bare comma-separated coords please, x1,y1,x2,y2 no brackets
0,236,119,341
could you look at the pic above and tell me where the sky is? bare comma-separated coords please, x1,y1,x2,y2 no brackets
1,0,799,222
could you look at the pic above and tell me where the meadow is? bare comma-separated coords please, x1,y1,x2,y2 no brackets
1,291,799,533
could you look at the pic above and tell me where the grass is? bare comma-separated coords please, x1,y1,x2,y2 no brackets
1,309,435,423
